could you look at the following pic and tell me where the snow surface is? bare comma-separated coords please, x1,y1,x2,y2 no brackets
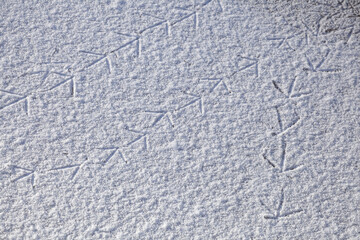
1,0,359,239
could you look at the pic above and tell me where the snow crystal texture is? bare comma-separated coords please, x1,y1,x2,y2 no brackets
0,0,359,239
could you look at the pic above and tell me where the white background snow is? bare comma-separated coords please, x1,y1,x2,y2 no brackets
0,0,359,239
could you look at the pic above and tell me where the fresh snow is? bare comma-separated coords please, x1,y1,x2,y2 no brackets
0,0,359,239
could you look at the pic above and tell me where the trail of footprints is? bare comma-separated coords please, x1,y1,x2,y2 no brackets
259,10,349,218
81,0,223,73
0,0,223,115
6,66,257,186
0,72,75,116
1,0,352,225
3,0,228,185
259,74,310,220
259,46,340,220
93,78,236,166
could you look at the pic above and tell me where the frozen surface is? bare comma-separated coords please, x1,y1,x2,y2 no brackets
1,0,359,239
